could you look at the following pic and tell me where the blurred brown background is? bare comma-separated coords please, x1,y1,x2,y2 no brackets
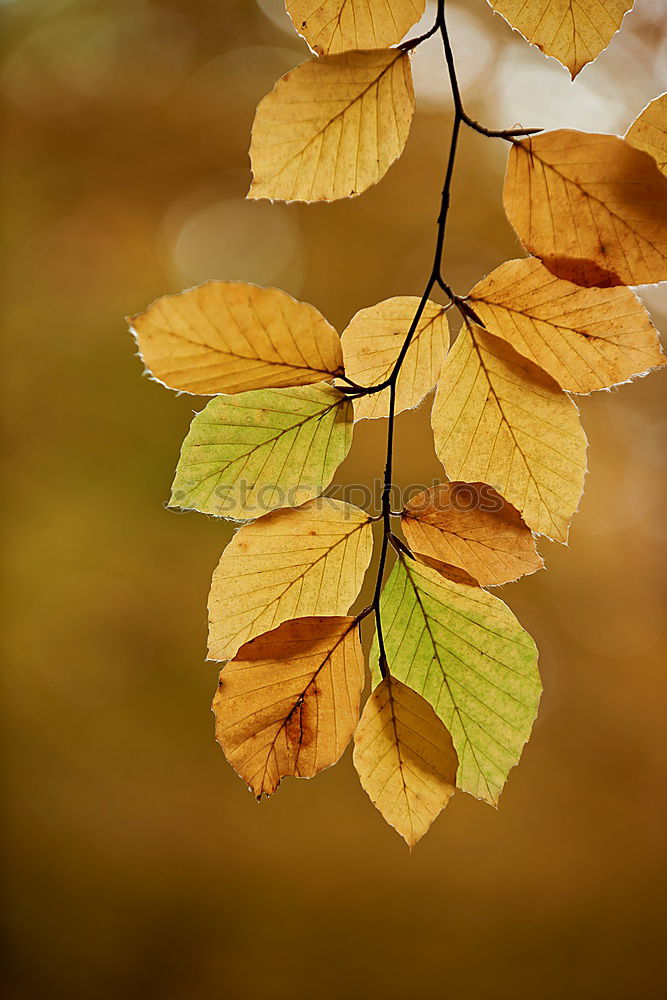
3,1,666,997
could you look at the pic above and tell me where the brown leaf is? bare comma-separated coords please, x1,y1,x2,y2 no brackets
341,297,450,419
402,482,544,587
213,617,365,798
626,93,667,175
353,676,457,847
468,257,665,393
489,0,634,79
504,130,667,287
431,324,588,542
286,0,426,54
130,282,343,395
248,49,415,203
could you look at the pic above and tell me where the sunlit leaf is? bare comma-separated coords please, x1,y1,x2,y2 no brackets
353,676,457,847
431,324,587,542
504,130,667,287
341,297,450,419
286,0,426,54
130,282,343,395
208,498,374,661
170,383,354,519
402,482,543,587
468,257,665,393
213,616,365,797
489,0,634,78
371,555,541,805
626,93,667,175
248,49,415,203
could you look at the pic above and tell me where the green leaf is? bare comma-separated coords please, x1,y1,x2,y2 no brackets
170,383,354,520
372,555,541,805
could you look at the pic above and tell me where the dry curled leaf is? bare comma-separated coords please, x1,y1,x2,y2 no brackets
213,616,365,798
353,676,458,847
402,482,543,587
626,93,667,175
287,0,426,54
489,0,634,79
208,498,374,661
129,282,343,395
341,297,450,420
432,324,588,542
248,48,415,203
504,130,667,288
372,555,542,805
170,383,353,519
468,257,665,393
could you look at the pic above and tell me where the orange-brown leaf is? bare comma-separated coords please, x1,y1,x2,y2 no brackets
626,93,667,175
287,0,426,54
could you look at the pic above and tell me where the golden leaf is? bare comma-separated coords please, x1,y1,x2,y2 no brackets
489,0,634,78
341,297,450,419
286,0,426,54
213,616,365,798
431,324,588,542
402,482,543,587
248,49,415,203
504,130,667,287
129,282,343,395
468,257,665,393
353,676,457,847
626,93,667,175
208,498,374,661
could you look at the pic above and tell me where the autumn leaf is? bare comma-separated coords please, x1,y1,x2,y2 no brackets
208,498,374,661
468,257,665,393
170,383,354,519
129,282,343,395
248,49,415,203
353,676,457,847
286,0,426,54
213,616,365,798
626,93,667,175
489,0,634,79
504,130,667,287
402,482,543,587
341,297,450,419
371,555,541,804
431,324,587,542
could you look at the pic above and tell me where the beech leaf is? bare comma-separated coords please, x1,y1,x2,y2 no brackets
468,257,665,393
489,0,634,79
341,297,450,419
431,324,588,542
353,676,458,847
504,130,667,288
170,383,354,519
626,93,667,175
286,0,426,54
371,555,541,805
130,282,343,396
208,498,374,661
248,49,415,203
213,616,365,798
402,482,544,587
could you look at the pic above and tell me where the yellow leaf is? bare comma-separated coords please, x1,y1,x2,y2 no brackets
248,49,415,203
286,0,426,54
468,257,665,393
626,93,667,175
432,324,587,542
208,498,374,661
353,676,457,848
504,130,667,287
489,0,634,78
213,616,365,798
341,297,450,419
402,482,544,587
129,282,343,395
